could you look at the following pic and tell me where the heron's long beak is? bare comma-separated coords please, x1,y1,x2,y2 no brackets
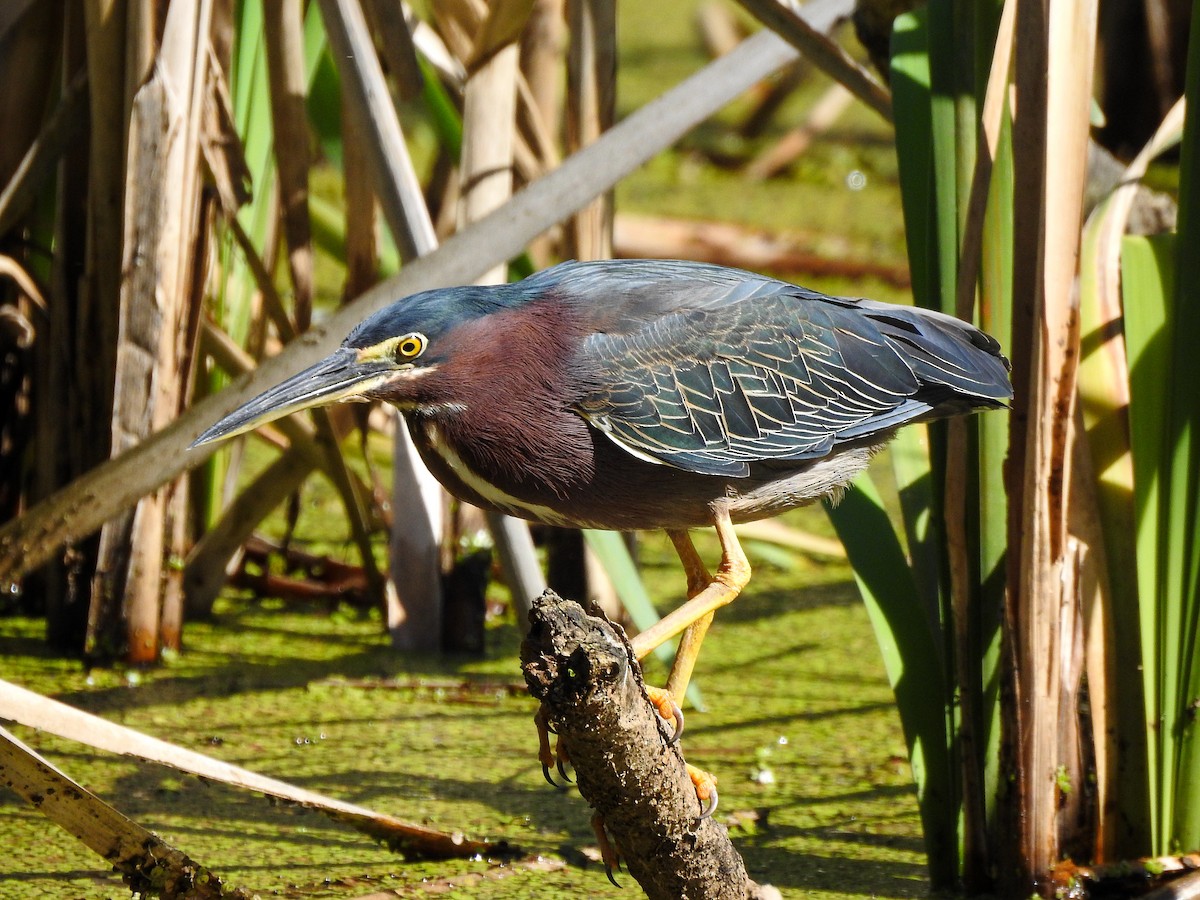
191,348,391,447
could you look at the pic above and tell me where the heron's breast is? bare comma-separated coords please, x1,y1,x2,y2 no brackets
409,417,600,528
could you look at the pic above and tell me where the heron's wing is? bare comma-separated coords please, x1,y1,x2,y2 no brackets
573,282,1011,478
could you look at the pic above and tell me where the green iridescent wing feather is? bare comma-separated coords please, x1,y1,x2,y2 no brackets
552,260,1010,478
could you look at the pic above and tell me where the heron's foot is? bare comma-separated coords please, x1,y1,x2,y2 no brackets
646,687,715,820
644,685,685,742
590,811,622,887
687,763,719,822
535,707,572,787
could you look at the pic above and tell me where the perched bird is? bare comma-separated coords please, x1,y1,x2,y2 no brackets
194,259,1012,813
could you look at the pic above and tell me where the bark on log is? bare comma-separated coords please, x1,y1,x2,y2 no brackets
520,590,777,900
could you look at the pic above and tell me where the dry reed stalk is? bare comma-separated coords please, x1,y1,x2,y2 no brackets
457,3,546,623
264,0,314,331
1004,0,1099,888
91,0,214,662
317,0,446,649
565,0,615,260
0,725,252,898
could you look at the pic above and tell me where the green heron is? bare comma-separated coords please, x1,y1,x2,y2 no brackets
195,259,1011,813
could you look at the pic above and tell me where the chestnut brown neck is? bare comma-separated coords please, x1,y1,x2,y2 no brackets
410,298,598,499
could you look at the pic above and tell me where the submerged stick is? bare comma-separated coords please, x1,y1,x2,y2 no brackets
0,678,501,859
520,590,776,899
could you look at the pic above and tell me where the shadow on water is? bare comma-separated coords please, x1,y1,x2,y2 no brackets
744,844,927,897
3,606,525,719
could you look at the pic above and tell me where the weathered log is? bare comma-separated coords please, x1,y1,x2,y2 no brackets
520,590,777,900
0,724,253,900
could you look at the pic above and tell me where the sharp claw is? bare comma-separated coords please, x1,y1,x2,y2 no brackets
536,707,571,789
536,707,557,787
645,686,685,741
696,783,719,823
591,811,621,887
543,765,570,791
667,698,685,743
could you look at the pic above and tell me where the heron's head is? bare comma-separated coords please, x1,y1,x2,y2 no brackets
191,283,523,447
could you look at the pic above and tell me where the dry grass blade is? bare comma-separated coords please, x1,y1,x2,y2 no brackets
0,254,47,314
0,13,825,585
0,679,500,858
514,12,563,268
411,5,466,86
460,43,521,280
225,209,297,340
468,0,535,71
200,45,253,213
361,0,424,99
431,0,483,62
0,724,253,898
264,0,314,331
698,0,747,57
311,418,390,608
734,0,892,121
1089,98,1186,335
520,0,565,160
341,83,381,298
515,70,560,177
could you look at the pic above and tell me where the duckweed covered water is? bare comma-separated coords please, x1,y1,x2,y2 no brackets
1,517,927,899
0,2,924,893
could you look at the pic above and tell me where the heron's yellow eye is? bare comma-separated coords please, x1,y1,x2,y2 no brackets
395,332,427,361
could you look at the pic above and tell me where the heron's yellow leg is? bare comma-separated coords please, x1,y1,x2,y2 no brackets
666,611,716,702
667,527,713,597
630,514,747,820
630,509,751,699
662,529,715,702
